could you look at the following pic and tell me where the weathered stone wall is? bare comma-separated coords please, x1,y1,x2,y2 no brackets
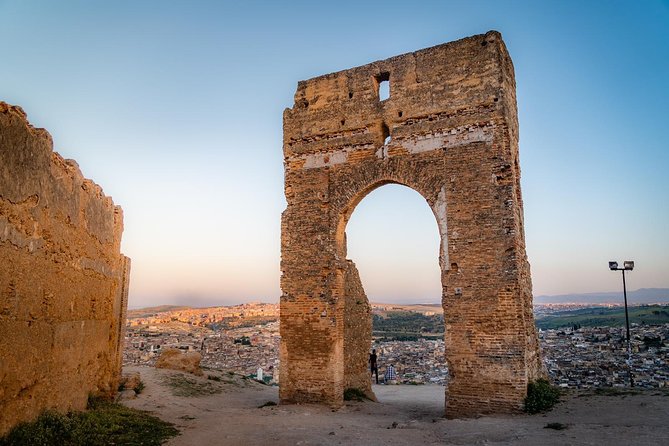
0,102,130,435
342,260,373,400
280,31,542,417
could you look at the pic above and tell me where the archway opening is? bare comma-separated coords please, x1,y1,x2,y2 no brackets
340,183,448,412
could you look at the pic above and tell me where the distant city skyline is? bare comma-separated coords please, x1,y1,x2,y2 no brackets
1,1,667,307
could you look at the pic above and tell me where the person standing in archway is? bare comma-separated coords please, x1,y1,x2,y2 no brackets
369,349,379,384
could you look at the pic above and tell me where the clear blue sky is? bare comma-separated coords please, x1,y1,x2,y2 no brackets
1,1,667,307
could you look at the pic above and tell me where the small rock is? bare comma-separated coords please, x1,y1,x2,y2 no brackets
117,389,137,400
155,348,203,375
119,372,141,391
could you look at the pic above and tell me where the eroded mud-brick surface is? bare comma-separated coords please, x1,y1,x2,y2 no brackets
0,102,129,434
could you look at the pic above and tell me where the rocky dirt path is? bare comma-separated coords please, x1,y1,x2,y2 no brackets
122,366,669,445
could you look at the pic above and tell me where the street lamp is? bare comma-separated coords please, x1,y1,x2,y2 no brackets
609,260,635,387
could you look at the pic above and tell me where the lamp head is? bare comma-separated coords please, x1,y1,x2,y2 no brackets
624,261,634,271
609,261,619,270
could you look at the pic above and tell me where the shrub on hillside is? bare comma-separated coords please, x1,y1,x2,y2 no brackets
524,378,560,414
343,388,368,402
0,399,178,446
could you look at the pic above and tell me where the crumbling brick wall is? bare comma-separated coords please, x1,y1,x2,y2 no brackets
0,102,130,434
343,260,373,400
280,31,542,417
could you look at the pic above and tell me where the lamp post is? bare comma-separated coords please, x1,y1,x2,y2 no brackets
608,260,634,387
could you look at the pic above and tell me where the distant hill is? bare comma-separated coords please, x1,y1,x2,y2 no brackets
371,303,443,315
127,290,669,317
127,305,191,319
534,288,669,304
535,304,669,330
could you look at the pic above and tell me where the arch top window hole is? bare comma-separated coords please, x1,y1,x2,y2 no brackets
375,72,390,101
378,80,390,101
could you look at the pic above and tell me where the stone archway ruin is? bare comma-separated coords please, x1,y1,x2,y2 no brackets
280,31,542,417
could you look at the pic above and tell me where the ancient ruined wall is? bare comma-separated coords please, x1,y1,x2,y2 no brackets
342,260,373,399
0,102,130,435
280,31,542,416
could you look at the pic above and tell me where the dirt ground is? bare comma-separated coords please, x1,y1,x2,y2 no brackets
122,366,669,446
